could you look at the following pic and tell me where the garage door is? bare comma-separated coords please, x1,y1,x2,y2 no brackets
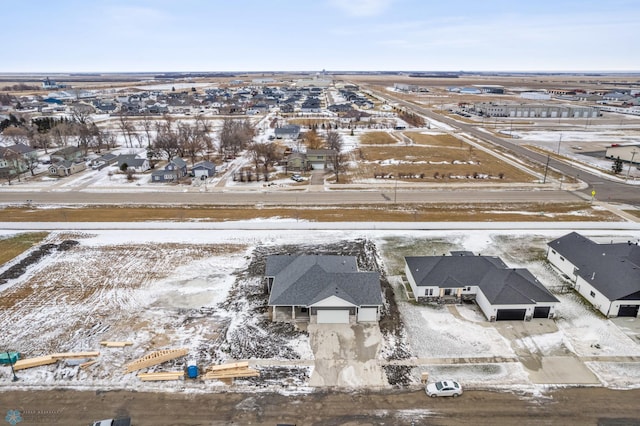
357,308,378,322
533,306,551,319
618,305,640,317
317,309,350,324
309,162,325,170
496,309,526,321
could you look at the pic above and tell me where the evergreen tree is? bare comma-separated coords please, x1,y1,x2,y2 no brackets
612,156,624,174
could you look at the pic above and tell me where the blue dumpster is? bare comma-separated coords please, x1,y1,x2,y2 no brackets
187,365,198,379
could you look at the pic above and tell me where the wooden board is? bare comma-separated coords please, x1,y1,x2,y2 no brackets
124,348,188,374
137,371,184,381
80,360,98,369
206,361,249,372
203,368,260,379
100,341,133,348
13,356,57,371
51,352,100,359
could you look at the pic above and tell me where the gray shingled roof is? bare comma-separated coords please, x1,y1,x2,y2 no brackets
266,255,382,307
548,232,640,300
405,255,558,305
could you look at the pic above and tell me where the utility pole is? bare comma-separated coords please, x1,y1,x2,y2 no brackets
543,154,551,184
625,150,638,181
557,134,563,154
394,178,398,204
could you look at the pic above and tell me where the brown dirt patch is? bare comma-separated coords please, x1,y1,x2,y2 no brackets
350,143,534,182
0,203,620,223
360,132,398,145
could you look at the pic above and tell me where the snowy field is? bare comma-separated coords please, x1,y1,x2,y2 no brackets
0,227,639,393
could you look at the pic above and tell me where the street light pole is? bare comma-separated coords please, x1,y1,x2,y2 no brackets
625,150,638,181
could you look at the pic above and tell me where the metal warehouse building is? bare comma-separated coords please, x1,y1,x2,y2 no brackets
472,103,600,118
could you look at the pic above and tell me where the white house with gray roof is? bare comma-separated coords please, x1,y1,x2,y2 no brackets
265,255,382,324
405,252,559,321
547,232,640,317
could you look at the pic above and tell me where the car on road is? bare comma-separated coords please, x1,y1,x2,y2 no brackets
291,174,304,182
425,380,462,398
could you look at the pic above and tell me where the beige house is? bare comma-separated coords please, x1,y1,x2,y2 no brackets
49,160,86,177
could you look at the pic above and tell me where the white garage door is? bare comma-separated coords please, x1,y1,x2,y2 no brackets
194,170,208,178
357,308,378,322
317,309,350,324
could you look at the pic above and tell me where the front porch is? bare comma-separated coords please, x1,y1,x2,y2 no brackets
271,305,311,322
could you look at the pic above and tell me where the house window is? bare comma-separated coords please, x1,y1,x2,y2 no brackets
590,291,595,298
551,249,557,255
466,286,471,291
559,256,565,262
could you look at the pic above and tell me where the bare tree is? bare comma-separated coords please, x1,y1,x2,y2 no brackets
154,116,179,161
71,104,92,125
117,110,136,148
326,130,345,183
140,112,154,148
2,126,30,146
218,118,256,157
326,130,343,152
1,148,23,184
303,129,323,150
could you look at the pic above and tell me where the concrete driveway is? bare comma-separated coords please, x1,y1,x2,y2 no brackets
307,323,388,387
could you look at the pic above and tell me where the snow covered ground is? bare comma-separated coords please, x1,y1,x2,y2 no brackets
0,227,639,394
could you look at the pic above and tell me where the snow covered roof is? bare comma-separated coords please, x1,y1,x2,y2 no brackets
548,232,640,301
405,255,558,305
266,255,382,307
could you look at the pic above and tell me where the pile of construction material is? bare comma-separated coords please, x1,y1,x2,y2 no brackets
202,361,260,383
12,352,100,371
123,348,188,381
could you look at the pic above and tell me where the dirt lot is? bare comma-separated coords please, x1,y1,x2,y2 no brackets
1,387,639,425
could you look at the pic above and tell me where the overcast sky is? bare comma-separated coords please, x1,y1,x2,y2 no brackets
3,0,638,73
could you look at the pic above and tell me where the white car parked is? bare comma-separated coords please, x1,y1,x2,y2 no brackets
425,380,462,398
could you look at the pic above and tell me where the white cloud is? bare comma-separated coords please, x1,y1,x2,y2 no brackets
328,0,394,17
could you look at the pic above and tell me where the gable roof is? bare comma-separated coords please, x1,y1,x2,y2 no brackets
405,255,558,305
266,255,382,307
193,161,215,170
171,157,187,168
548,232,640,300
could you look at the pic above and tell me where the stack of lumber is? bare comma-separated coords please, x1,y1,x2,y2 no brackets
13,352,101,371
124,348,188,374
51,351,100,359
13,355,58,371
202,361,260,381
137,371,184,381
100,341,133,348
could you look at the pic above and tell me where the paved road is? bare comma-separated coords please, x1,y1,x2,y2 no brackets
0,188,582,205
364,86,640,207
0,388,639,425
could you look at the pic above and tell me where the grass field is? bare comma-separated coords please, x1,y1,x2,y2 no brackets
350,139,534,182
360,132,398,145
0,232,49,265
0,204,619,223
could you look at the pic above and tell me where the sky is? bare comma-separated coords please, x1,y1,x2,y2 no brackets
2,0,639,73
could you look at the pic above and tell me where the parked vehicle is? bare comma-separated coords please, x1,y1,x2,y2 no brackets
425,380,462,398
291,174,304,182
91,417,131,426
